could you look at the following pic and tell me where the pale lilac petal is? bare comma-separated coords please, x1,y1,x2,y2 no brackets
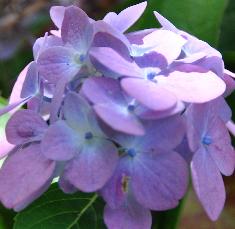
103,2,147,33
131,30,186,64
137,101,185,120
37,46,79,83
90,47,142,78
126,29,156,45
224,69,235,78
6,110,47,145
61,6,91,50
104,202,151,229
154,11,178,32
62,139,118,192
121,78,177,111
227,121,235,137
157,71,226,103
132,149,188,210
191,147,225,221
33,35,63,60
41,120,79,161
94,104,145,135
20,61,39,98
50,6,65,29
0,144,55,211
207,117,235,176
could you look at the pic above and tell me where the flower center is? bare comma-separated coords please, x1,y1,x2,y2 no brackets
85,132,93,140
74,53,86,65
127,104,135,112
127,148,137,157
202,135,212,145
147,72,157,81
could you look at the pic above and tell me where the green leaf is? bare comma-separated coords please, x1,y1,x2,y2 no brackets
14,183,106,229
117,0,228,46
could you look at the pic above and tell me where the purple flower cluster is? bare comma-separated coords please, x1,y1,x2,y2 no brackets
0,2,235,228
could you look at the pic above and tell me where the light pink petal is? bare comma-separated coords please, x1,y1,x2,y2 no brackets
158,71,226,103
121,78,177,111
132,30,186,64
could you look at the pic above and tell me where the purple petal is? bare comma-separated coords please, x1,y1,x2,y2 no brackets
101,157,132,208
191,147,225,221
158,71,226,103
93,21,131,59
207,117,235,176
59,176,77,194
104,201,151,229
49,77,68,123
137,115,185,150
6,110,47,145
94,104,145,135
20,61,39,98
121,78,177,111
82,77,125,105
41,120,79,161
62,139,118,192
61,6,91,50
0,98,30,117
90,47,142,78
132,149,188,210
33,34,63,60
37,46,79,83
50,6,65,29
103,2,147,33
0,144,55,211
63,92,101,133
82,77,145,135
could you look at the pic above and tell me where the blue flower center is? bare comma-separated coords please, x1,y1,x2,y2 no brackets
147,72,157,80
127,104,135,112
202,135,212,145
79,54,86,62
85,132,93,140
127,148,137,157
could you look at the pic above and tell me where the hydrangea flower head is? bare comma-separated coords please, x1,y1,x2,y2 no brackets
0,2,234,228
